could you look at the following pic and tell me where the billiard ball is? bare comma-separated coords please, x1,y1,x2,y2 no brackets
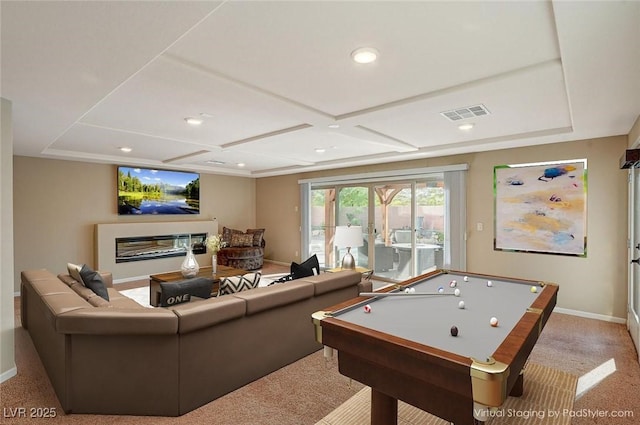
409,287,416,293
463,276,469,282
490,317,499,327
404,288,411,294
449,280,457,288
530,286,538,293
363,305,372,313
454,288,461,297
487,280,493,287
458,300,465,309
450,326,459,337
438,286,444,293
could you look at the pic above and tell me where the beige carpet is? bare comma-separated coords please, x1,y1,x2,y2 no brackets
316,363,578,425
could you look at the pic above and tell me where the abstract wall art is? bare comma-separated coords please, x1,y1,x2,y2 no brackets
494,159,587,256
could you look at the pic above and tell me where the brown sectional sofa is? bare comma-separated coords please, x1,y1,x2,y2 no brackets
20,268,371,416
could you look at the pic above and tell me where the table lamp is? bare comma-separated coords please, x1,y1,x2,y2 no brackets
334,225,363,269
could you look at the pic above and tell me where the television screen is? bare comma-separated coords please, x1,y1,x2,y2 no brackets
117,166,200,215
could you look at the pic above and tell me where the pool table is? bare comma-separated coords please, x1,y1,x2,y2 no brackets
312,269,558,425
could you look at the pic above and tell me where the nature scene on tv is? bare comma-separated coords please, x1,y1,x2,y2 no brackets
118,167,200,215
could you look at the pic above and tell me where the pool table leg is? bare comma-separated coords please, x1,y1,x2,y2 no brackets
509,370,524,397
371,389,397,425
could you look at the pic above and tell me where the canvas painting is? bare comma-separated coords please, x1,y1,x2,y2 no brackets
494,159,587,256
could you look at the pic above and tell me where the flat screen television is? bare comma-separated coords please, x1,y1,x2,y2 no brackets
117,166,200,215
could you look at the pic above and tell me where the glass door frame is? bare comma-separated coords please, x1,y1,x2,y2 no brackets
628,163,640,360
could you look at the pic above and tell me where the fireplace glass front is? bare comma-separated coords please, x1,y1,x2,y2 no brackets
115,233,207,263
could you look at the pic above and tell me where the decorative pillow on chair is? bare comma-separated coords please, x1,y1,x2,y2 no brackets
290,254,320,279
78,264,110,301
230,233,254,247
222,226,243,245
246,228,265,246
219,272,262,295
159,277,213,307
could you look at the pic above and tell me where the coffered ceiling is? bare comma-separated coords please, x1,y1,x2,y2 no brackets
2,1,639,177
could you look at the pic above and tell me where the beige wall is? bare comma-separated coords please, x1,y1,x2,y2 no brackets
1,98,16,382
257,136,629,319
630,115,640,147
13,157,256,291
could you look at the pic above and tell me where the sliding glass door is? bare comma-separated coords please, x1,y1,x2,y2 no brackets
305,176,453,281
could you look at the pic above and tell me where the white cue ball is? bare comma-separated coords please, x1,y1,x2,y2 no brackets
458,300,465,309
463,276,469,282
487,280,493,287
454,288,461,297
490,317,499,327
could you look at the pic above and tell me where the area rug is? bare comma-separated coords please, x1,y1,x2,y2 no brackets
316,363,578,425
119,272,289,307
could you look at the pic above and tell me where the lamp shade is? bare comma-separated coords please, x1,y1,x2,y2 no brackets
334,225,363,248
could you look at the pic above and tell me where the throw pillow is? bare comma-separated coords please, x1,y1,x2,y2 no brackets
219,272,262,295
159,278,213,307
290,254,320,279
230,233,254,247
78,264,110,301
67,262,84,284
246,228,265,246
222,226,243,245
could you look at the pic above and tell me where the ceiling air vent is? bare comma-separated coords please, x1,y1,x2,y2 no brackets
440,104,490,121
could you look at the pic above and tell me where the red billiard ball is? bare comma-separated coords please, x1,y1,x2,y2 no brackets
363,304,372,313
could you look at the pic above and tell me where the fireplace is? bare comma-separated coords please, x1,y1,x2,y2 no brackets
96,220,217,281
115,233,207,263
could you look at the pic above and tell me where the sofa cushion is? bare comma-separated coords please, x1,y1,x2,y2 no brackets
219,272,261,295
299,270,362,296
159,278,213,307
232,280,314,315
171,296,247,333
79,265,110,301
291,254,320,279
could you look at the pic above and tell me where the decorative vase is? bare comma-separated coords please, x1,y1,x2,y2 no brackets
181,247,199,278
211,254,218,274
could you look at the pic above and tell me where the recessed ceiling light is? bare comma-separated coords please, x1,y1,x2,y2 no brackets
328,123,340,129
237,163,246,167
351,47,379,64
185,117,203,126
119,147,132,153
458,123,475,131
315,148,326,153
206,160,226,165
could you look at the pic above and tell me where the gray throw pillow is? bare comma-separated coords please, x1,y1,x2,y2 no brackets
79,264,110,301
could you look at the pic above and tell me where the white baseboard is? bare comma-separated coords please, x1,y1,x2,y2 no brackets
113,275,150,285
263,259,290,267
0,365,17,383
554,307,627,324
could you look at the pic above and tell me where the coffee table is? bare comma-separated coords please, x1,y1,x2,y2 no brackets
149,265,246,307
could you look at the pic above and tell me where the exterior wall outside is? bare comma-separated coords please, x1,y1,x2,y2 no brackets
1,98,16,382
257,136,629,319
12,156,256,291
